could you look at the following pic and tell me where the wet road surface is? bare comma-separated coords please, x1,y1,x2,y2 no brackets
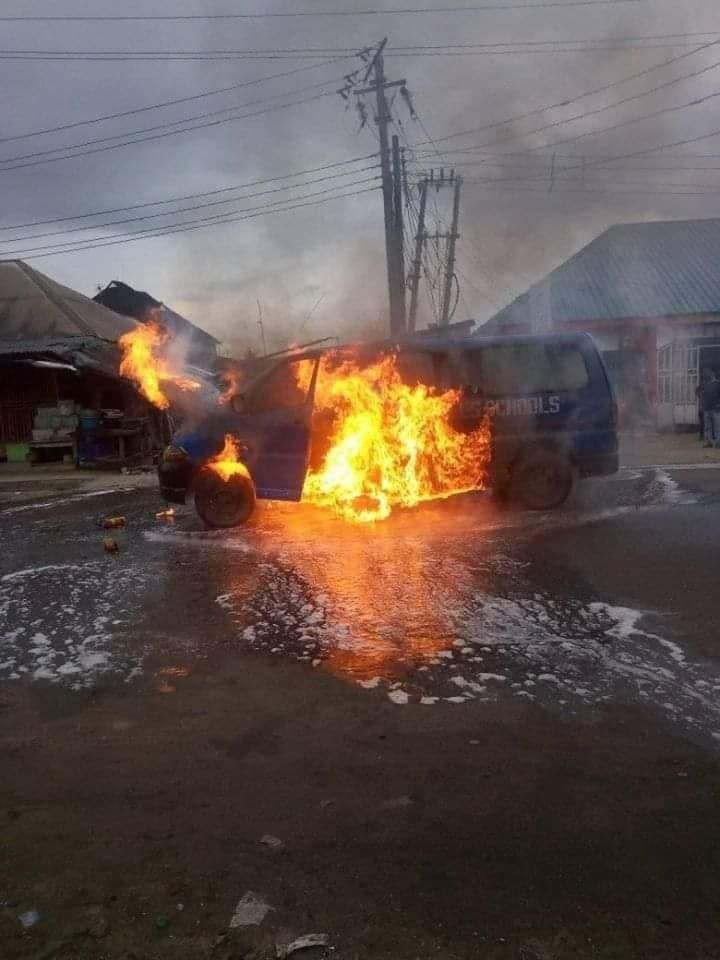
3,465,720,742
4,466,720,959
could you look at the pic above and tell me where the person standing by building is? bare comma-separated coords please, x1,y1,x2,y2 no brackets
712,371,720,448
697,369,711,442
698,370,720,447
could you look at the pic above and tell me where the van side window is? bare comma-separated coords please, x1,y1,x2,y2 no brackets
248,359,312,413
395,350,437,386
480,343,589,395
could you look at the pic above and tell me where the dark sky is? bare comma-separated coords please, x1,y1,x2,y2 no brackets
2,0,719,352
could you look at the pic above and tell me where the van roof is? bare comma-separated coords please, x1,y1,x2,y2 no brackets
271,330,594,365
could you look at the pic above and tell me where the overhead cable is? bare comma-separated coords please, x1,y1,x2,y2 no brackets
411,40,718,149
4,177,382,256
0,153,378,231
0,89,339,173
0,163,380,245
13,185,381,261
0,55,360,144
0,1,651,22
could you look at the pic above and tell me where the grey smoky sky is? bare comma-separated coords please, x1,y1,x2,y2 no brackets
2,0,720,353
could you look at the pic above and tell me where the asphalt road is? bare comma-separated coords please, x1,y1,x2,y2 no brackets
2,467,720,959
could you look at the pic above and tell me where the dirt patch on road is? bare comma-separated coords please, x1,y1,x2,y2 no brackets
3,656,720,959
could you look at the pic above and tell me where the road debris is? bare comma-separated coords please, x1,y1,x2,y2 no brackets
276,933,330,958
103,537,120,554
85,905,110,939
101,516,126,529
18,909,40,928
382,795,414,809
229,891,273,928
155,508,176,522
260,834,285,851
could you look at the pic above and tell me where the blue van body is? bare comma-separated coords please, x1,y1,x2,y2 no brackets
158,332,618,512
417,331,618,486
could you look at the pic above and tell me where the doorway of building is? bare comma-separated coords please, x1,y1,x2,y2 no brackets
699,343,720,379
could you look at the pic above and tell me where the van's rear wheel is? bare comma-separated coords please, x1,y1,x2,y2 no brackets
510,449,573,511
194,469,256,528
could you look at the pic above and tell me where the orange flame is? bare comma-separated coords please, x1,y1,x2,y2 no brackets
300,353,491,522
118,322,201,409
207,434,251,483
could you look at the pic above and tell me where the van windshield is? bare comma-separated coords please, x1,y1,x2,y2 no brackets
466,342,590,395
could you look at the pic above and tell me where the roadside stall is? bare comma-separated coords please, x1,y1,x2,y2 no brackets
0,260,164,469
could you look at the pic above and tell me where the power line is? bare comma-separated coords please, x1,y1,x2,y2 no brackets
5,43,710,62
386,43,713,55
464,171,720,190
460,176,720,196
0,153,378,231
6,35,717,58
445,78,720,159
407,150,720,175
392,32,720,49
0,1,650,22
0,56,359,145
4,177,382,257
0,76,344,167
0,163,380,245
411,41,718,150
408,154,720,173
0,52,352,62
11,185,381,261
455,259,499,307
580,128,720,169
0,88,340,173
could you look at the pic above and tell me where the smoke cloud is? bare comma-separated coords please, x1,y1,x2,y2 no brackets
1,0,717,351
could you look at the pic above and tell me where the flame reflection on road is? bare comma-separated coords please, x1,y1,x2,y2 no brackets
222,496,491,682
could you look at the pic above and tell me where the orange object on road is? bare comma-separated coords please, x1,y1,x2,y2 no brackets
102,516,126,530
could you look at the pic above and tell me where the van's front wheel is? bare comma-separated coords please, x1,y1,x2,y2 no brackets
194,469,256,528
510,448,573,511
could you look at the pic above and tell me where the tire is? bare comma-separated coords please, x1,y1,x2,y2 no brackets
510,448,573,511
193,469,256,528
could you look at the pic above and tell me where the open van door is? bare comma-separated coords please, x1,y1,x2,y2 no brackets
227,355,320,501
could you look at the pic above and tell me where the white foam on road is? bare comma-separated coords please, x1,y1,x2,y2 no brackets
0,560,145,688
2,487,141,515
144,528,255,553
211,534,720,742
1,563,93,582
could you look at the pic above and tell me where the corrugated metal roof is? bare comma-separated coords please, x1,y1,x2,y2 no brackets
0,260,135,341
0,336,124,380
486,217,720,329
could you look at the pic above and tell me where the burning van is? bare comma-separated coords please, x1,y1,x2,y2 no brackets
158,332,618,527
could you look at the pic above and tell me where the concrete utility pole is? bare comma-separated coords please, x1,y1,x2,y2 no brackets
439,174,462,328
391,133,405,314
407,177,428,333
409,170,463,330
356,39,407,337
256,299,267,356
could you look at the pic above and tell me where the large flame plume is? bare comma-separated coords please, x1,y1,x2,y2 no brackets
207,434,251,483
118,322,201,410
299,353,491,523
